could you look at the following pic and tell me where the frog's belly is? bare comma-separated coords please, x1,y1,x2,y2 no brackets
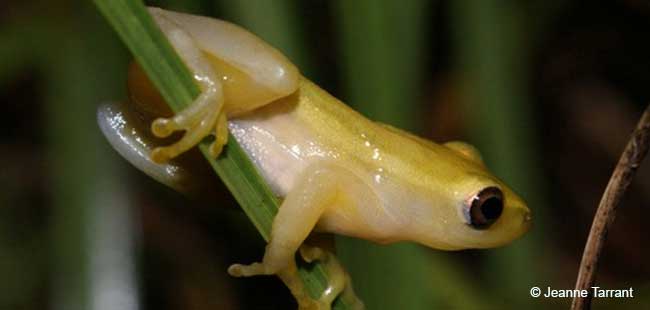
228,112,337,197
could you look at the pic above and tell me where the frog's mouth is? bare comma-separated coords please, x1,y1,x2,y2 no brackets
475,205,532,249
447,201,532,250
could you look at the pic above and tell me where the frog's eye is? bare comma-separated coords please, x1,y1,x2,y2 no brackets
465,187,503,229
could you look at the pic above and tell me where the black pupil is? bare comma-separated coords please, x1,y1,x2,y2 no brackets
481,197,503,220
469,187,504,229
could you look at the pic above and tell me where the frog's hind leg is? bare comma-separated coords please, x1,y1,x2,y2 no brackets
147,11,226,163
97,101,216,197
228,162,370,309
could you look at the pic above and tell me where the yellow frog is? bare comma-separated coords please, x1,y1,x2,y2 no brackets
97,7,531,310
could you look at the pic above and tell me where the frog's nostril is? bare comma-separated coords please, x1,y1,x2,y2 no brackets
521,209,533,233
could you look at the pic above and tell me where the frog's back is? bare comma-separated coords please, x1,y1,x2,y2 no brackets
229,78,465,197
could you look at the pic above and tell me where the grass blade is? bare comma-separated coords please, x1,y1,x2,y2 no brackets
92,0,354,308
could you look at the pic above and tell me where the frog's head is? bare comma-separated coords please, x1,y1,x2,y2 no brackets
412,141,531,250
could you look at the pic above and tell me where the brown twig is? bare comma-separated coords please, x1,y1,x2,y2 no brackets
571,104,650,310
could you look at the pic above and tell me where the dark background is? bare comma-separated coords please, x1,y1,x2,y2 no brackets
1,0,649,309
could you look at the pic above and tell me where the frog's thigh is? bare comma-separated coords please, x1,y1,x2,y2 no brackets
148,11,227,162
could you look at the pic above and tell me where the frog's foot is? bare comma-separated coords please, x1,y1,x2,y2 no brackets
299,245,365,310
227,245,362,309
228,257,328,310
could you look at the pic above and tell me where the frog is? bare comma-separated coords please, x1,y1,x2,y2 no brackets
97,7,531,310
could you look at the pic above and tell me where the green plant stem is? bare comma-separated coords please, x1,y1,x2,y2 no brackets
92,0,352,308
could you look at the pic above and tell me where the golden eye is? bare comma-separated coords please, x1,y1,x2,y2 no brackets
465,187,503,229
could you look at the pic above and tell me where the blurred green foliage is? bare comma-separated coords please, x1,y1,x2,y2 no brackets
44,4,129,310
451,1,549,307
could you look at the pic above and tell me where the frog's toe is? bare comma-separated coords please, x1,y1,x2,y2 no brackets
150,100,208,138
148,82,225,162
297,298,327,310
209,113,228,157
150,117,176,138
151,112,217,163
299,244,326,263
149,99,223,163
227,262,267,277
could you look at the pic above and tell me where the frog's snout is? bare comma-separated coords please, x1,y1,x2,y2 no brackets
520,207,532,232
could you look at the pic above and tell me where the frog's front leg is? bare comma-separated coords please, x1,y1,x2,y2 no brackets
147,14,225,163
228,163,369,309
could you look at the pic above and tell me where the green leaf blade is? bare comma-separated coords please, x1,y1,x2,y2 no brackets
93,1,355,308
